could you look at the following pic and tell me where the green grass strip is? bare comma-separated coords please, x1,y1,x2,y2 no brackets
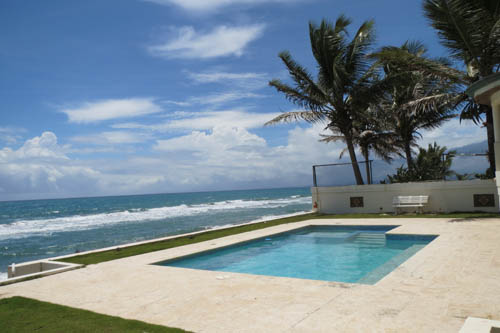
60,212,498,266
0,296,189,333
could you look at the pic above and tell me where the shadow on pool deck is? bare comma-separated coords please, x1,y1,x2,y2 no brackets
447,214,499,223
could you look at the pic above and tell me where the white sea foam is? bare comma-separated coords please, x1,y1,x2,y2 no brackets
247,210,312,223
0,196,312,240
203,210,312,231
0,272,7,281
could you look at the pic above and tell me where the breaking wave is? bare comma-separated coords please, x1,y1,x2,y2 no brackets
203,210,312,231
247,210,312,223
0,196,311,240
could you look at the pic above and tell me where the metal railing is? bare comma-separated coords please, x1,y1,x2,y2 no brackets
443,153,489,180
312,160,373,187
312,154,490,187
441,153,488,180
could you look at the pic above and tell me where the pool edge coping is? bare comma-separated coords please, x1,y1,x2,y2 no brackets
145,221,441,286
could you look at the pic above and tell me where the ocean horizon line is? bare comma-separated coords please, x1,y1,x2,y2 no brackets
0,185,312,204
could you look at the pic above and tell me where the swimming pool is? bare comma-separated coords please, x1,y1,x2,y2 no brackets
156,225,437,284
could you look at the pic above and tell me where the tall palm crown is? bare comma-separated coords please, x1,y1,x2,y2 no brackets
423,0,500,78
266,16,379,185
372,41,457,170
423,0,500,172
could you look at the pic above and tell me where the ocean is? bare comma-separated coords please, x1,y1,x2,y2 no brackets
0,187,312,280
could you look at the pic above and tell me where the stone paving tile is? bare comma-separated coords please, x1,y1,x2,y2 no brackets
1,218,500,332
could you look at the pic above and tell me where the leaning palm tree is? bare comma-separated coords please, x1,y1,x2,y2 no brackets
372,41,458,170
422,0,500,171
266,16,381,185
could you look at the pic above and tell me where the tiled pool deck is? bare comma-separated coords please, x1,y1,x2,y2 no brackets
1,217,500,332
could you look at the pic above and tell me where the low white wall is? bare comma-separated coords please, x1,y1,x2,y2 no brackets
312,179,498,214
7,260,79,279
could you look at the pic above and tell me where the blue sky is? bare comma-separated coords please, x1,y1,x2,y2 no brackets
0,0,486,200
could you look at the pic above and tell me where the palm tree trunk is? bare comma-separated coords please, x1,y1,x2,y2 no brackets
363,149,371,184
346,137,364,185
485,105,495,174
404,142,414,171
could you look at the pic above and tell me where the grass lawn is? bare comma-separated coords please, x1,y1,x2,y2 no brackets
0,296,189,332
60,211,498,266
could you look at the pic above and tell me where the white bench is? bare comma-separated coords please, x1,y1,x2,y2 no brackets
393,195,429,214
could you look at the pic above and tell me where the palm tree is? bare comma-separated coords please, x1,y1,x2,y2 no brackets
266,16,381,185
422,0,500,172
387,142,456,183
371,41,457,170
320,106,397,184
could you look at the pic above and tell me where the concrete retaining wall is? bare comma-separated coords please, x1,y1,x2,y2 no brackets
311,179,498,214
3,260,82,286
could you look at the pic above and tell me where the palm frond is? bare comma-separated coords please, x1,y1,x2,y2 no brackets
423,0,500,76
265,111,324,126
345,20,375,82
371,46,468,84
403,92,465,115
319,134,345,143
269,79,324,111
401,40,427,57
458,99,483,124
423,0,482,64
417,113,457,131
275,51,328,109
338,147,348,159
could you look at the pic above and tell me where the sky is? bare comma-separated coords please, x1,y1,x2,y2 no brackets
0,0,487,201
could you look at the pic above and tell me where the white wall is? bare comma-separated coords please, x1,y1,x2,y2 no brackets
311,179,498,214
7,261,78,279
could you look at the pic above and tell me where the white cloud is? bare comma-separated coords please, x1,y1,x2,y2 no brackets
188,71,268,90
189,71,266,83
145,0,300,12
112,110,280,132
162,91,267,108
191,92,266,105
0,132,102,199
61,98,162,124
64,147,118,154
0,124,342,199
148,124,343,186
154,126,266,152
163,100,192,107
0,126,26,145
418,118,486,149
148,25,265,59
0,132,68,161
71,131,153,145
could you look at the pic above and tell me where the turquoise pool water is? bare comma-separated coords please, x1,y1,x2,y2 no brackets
157,225,437,284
